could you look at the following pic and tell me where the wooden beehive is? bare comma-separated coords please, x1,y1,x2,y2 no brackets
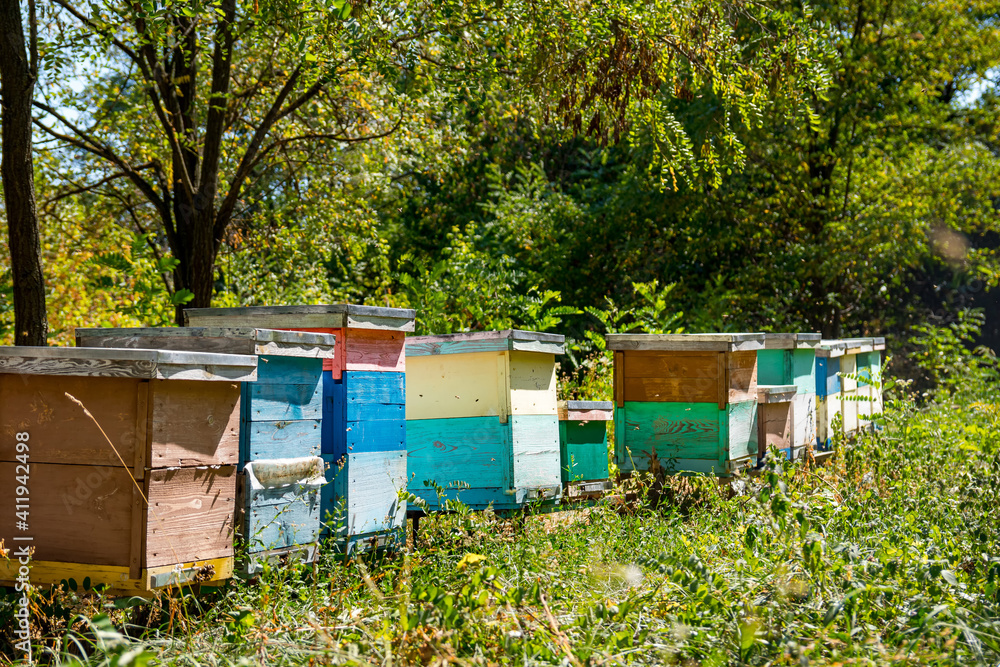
184,305,413,553
606,333,765,476
815,340,847,450
558,401,612,499
0,346,255,594
869,337,886,420
405,330,565,512
76,327,335,570
756,333,821,461
756,385,797,463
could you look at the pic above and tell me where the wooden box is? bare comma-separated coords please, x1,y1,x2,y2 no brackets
76,327,335,569
558,401,612,499
755,385,797,463
606,333,765,477
0,346,255,594
756,333,821,460
405,330,565,512
184,305,414,552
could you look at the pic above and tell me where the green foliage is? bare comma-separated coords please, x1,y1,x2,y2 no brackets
910,308,999,394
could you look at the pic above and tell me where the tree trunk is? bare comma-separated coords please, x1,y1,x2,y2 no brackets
0,0,47,345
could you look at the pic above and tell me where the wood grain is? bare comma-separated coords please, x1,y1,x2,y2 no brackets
509,351,558,415
511,415,561,490
405,351,508,421
150,379,241,467
757,401,792,460
145,466,236,568
406,416,511,491
326,450,406,538
559,420,609,483
184,304,416,332
0,462,134,566
241,419,322,462
76,327,335,359
0,374,140,467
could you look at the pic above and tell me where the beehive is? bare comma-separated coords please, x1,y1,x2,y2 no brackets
868,337,886,420
841,337,887,434
756,333,821,461
0,346,255,594
184,305,414,552
76,327,335,570
815,340,847,450
405,330,565,512
606,333,765,476
558,401,612,499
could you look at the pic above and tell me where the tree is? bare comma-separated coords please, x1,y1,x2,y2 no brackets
33,0,829,324
0,0,47,345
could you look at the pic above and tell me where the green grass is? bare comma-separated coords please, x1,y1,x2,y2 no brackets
3,382,1000,666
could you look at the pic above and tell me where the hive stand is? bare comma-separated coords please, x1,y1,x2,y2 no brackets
76,327,334,572
558,401,613,500
606,333,766,477
405,330,565,513
815,340,847,450
0,346,256,595
756,333,821,461
185,305,415,553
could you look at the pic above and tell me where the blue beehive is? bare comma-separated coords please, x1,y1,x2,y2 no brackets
184,305,415,553
76,326,334,571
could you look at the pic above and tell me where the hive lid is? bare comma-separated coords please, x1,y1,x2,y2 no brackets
0,346,257,381
606,333,765,352
76,327,335,358
816,339,848,357
558,400,614,420
757,384,798,403
842,337,876,354
761,333,822,350
406,329,565,356
872,336,886,350
184,304,415,332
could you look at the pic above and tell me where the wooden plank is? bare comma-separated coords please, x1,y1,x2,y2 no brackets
405,351,508,421
326,450,406,537
130,483,144,579
76,327,335,359
145,466,237,568
757,401,792,460
622,376,719,404
757,384,797,404
341,419,406,456
149,379,241,467
792,348,816,395
816,340,847,358
341,329,406,378
244,382,323,422
728,351,757,403
792,392,816,453
756,349,788,385
144,556,233,590
344,371,405,405
816,393,841,449
241,419,322,462
0,462,134,566
0,346,256,381
621,350,718,378
728,400,758,465
511,415,561,490
614,351,624,408
717,352,726,410
134,381,149,477
509,351,558,415
0,374,140,467
406,416,511,491
184,304,416,332
559,407,614,422
241,457,323,553
816,357,841,397
559,420,609,483
561,400,614,412
614,405,626,465
619,401,723,465
255,355,324,385
607,333,765,351
406,337,509,357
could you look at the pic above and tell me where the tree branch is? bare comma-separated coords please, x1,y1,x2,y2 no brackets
42,163,155,206
48,0,142,65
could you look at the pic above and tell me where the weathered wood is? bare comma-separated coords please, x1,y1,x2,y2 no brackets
405,351,508,421
0,556,234,595
241,457,323,553
816,340,847,358
149,379,241,467
757,400,793,461
184,304,416,332
0,346,257,381
76,327,335,359
816,393,842,450
0,462,134,566
623,376,719,404
606,333,765,352
509,351,558,415
792,393,817,458
406,330,565,357
244,382,323,421
241,419,322,462
406,416,511,491
325,450,406,538
760,332,821,350
511,415,561,490
614,351,624,408
558,400,614,421
145,466,236,568
757,384,797,404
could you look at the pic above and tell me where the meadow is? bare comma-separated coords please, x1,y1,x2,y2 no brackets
2,348,998,667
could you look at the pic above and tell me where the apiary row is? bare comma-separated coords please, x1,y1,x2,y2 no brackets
0,305,883,594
